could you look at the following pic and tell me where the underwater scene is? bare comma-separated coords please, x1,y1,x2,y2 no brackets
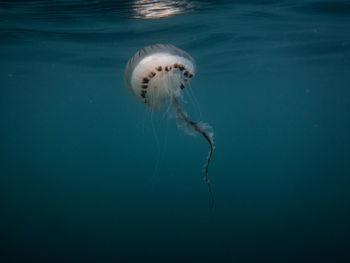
1,0,350,262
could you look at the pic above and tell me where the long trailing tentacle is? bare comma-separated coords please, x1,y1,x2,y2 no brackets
172,97,215,212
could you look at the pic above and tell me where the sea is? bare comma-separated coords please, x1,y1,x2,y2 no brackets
1,0,350,262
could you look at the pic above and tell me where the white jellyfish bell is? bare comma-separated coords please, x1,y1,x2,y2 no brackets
124,44,215,210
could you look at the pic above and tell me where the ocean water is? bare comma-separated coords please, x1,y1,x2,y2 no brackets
1,0,350,262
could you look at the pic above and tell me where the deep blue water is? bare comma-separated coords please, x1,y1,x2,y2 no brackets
1,0,350,262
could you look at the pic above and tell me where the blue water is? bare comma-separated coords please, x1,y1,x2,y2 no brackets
1,1,350,262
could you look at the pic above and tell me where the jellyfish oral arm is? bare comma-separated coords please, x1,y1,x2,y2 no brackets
172,97,215,210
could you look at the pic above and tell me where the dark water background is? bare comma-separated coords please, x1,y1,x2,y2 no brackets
1,0,350,262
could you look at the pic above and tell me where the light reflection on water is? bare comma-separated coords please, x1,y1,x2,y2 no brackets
131,0,197,19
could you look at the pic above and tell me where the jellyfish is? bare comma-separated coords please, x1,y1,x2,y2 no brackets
124,44,215,210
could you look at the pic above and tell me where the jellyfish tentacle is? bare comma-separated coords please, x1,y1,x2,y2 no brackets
172,97,215,212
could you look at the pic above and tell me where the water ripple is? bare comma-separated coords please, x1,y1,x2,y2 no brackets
1,0,349,70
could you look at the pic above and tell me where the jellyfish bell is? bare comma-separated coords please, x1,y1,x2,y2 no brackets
124,44,195,111
124,44,215,210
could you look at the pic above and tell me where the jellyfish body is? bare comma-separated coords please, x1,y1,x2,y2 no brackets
125,44,195,111
124,44,214,210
